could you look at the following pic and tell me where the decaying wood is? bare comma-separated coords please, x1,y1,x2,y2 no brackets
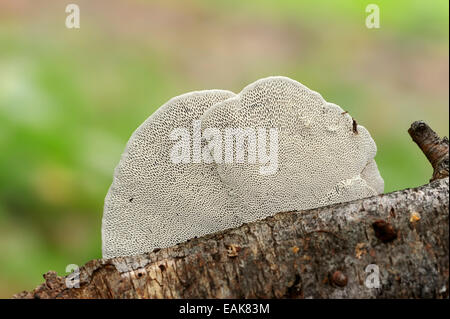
13,122,449,299
409,121,449,181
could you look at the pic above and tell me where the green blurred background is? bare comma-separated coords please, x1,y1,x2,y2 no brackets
0,0,448,297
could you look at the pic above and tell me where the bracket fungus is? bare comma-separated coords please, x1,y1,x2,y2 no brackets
102,76,383,258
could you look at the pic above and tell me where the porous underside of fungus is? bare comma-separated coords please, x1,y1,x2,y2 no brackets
102,76,384,258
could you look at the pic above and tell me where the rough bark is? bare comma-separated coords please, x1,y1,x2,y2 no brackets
13,122,449,299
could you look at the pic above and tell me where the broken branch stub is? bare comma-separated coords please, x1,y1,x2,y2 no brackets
408,121,449,181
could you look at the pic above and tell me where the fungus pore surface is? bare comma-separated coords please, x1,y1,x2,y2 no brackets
102,76,383,258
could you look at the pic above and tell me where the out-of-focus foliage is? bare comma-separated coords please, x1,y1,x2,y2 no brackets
0,0,448,297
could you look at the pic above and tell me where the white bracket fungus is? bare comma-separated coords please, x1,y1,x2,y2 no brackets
102,76,383,258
